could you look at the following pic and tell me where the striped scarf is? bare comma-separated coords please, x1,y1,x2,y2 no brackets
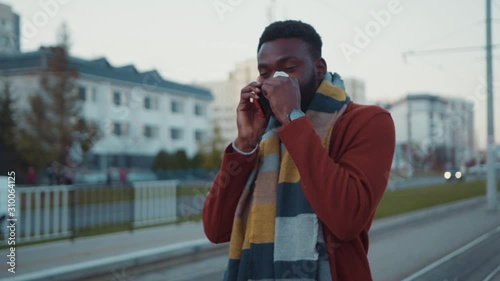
225,72,350,281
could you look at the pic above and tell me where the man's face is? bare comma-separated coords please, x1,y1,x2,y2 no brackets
257,38,323,110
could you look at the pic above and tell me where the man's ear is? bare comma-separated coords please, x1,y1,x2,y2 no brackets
315,58,327,83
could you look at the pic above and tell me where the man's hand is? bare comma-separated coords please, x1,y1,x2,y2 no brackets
261,76,301,125
235,81,269,152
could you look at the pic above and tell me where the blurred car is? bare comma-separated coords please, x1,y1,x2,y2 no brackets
444,169,464,181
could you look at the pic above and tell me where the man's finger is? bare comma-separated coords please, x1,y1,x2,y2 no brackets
241,92,258,101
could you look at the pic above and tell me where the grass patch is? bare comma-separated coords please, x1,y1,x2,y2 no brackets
375,179,500,219
176,186,210,197
75,187,133,205
18,186,134,210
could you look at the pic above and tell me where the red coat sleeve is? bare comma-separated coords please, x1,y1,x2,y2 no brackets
278,112,395,242
202,144,259,243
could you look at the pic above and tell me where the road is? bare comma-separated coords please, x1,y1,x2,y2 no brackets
404,226,500,281
133,198,500,281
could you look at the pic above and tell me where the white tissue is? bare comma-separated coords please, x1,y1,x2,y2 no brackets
273,71,289,78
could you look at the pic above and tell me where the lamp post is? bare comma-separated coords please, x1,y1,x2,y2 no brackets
486,0,497,211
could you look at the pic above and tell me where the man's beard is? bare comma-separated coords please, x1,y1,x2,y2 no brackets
300,71,319,111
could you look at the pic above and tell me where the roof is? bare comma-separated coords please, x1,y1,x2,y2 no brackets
406,93,447,103
390,92,448,107
0,47,213,100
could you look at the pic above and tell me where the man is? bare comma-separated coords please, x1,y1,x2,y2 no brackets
203,20,395,281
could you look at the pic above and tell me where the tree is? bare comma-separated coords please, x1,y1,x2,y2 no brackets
17,46,100,170
152,150,171,171
172,150,190,170
0,80,16,147
0,79,21,174
200,123,225,170
189,151,204,169
57,21,72,51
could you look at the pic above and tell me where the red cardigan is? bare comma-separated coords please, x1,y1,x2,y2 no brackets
203,102,396,281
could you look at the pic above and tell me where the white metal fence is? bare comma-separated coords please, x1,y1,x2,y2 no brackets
0,180,182,246
132,180,177,227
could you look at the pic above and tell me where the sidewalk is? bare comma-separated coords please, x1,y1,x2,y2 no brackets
0,196,498,281
0,221,212,281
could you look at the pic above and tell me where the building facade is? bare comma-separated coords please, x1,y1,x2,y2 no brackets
344,77,366,105
0,3,20,54
388,93,474,174
199,58,259,145
0,47,213,171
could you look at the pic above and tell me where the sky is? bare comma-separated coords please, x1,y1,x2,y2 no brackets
2,0,500,148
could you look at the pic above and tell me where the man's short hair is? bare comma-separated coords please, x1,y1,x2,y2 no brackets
257,20,323,59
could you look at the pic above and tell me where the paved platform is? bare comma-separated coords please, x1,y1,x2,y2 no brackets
0,222,209,280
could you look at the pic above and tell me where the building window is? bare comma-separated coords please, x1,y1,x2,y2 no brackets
146,96,160,110
113,122,129,136
144,96,159,110
143,125,158,139
113,91,121,106
78,86,86,101
112,155,119,167
113,91,127,106
171,100,184,113
91,87,97,103
194,130,205,142
171,128,183,140
194,104,205,116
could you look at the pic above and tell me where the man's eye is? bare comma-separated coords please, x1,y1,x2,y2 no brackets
260,73,269,78
284,66,296,72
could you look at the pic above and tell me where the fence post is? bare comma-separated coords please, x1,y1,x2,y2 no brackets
129,184,134,233
70,187,77,241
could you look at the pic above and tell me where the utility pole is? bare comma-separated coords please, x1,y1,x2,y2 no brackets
485,0,497,211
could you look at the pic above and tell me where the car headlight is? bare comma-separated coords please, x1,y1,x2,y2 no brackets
455,171,462,179
444,171,451,179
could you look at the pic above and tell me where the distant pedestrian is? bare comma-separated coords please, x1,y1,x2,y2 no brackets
27,166,36,185
106,169,112,186
119,168,127,184
64,168,74,185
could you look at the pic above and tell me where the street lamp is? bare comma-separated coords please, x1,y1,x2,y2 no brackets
486,0,497,211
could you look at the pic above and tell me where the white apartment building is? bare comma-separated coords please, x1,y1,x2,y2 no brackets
0,3,20,54
198,80,235,145
389,93,474,172
344,77,366,105
0,47,213,170
199,58,259,145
